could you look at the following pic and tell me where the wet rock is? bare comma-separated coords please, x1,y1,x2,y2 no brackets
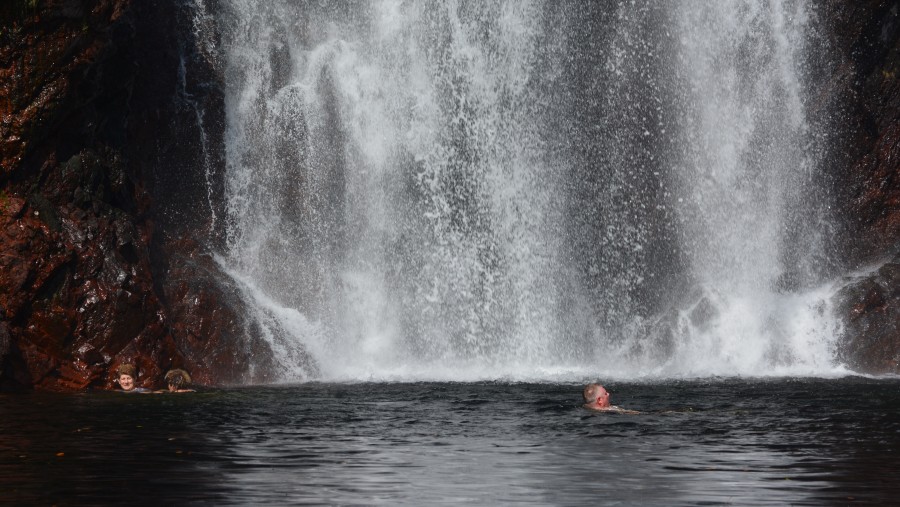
688,295,719,332
816,1,900,270
0,0,261,391
157,237,279,386
836,255,900,374
626,287,719,366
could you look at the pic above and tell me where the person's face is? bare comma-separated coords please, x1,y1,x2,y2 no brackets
167,383,178,392
118,374,134,391
596,387,610,407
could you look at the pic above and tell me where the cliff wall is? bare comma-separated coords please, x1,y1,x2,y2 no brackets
0,0,271,390
818,1,900,373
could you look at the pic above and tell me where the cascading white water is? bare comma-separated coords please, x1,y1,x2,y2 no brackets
212,0,846,382
654,0,844,376
676,1,815,291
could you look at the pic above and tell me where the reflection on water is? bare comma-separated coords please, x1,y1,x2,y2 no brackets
2,378,899,505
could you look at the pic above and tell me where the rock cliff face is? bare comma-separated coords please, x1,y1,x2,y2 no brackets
817,0,900,374
819,0,900,265
1,0,899,389
0,0,272,391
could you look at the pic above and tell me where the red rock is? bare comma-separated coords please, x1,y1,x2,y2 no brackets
0,0,270,391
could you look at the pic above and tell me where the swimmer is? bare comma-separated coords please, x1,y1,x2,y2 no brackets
115,363,150,393
159,369,196,393
582,383,639,414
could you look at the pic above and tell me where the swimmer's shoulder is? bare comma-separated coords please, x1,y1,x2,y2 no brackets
583,404,640,414
607,406,640,414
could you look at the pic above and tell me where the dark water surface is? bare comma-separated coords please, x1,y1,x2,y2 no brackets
3,377,900,505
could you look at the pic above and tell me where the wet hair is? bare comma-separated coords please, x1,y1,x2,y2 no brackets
116,363,136,378
165,369,191,388
583,383,602,402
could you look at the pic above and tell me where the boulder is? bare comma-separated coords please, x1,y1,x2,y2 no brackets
836,255,900,373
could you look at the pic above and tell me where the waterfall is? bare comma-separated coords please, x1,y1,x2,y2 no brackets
658,0,842,376
209,0,845,382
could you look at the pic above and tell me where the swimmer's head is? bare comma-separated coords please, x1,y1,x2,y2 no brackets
165,369,191,391
116,363,137,391
116,363,136,378
583,383,610,407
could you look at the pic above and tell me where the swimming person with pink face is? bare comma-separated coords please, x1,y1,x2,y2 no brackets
582,383,639,414
115,363,150,393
